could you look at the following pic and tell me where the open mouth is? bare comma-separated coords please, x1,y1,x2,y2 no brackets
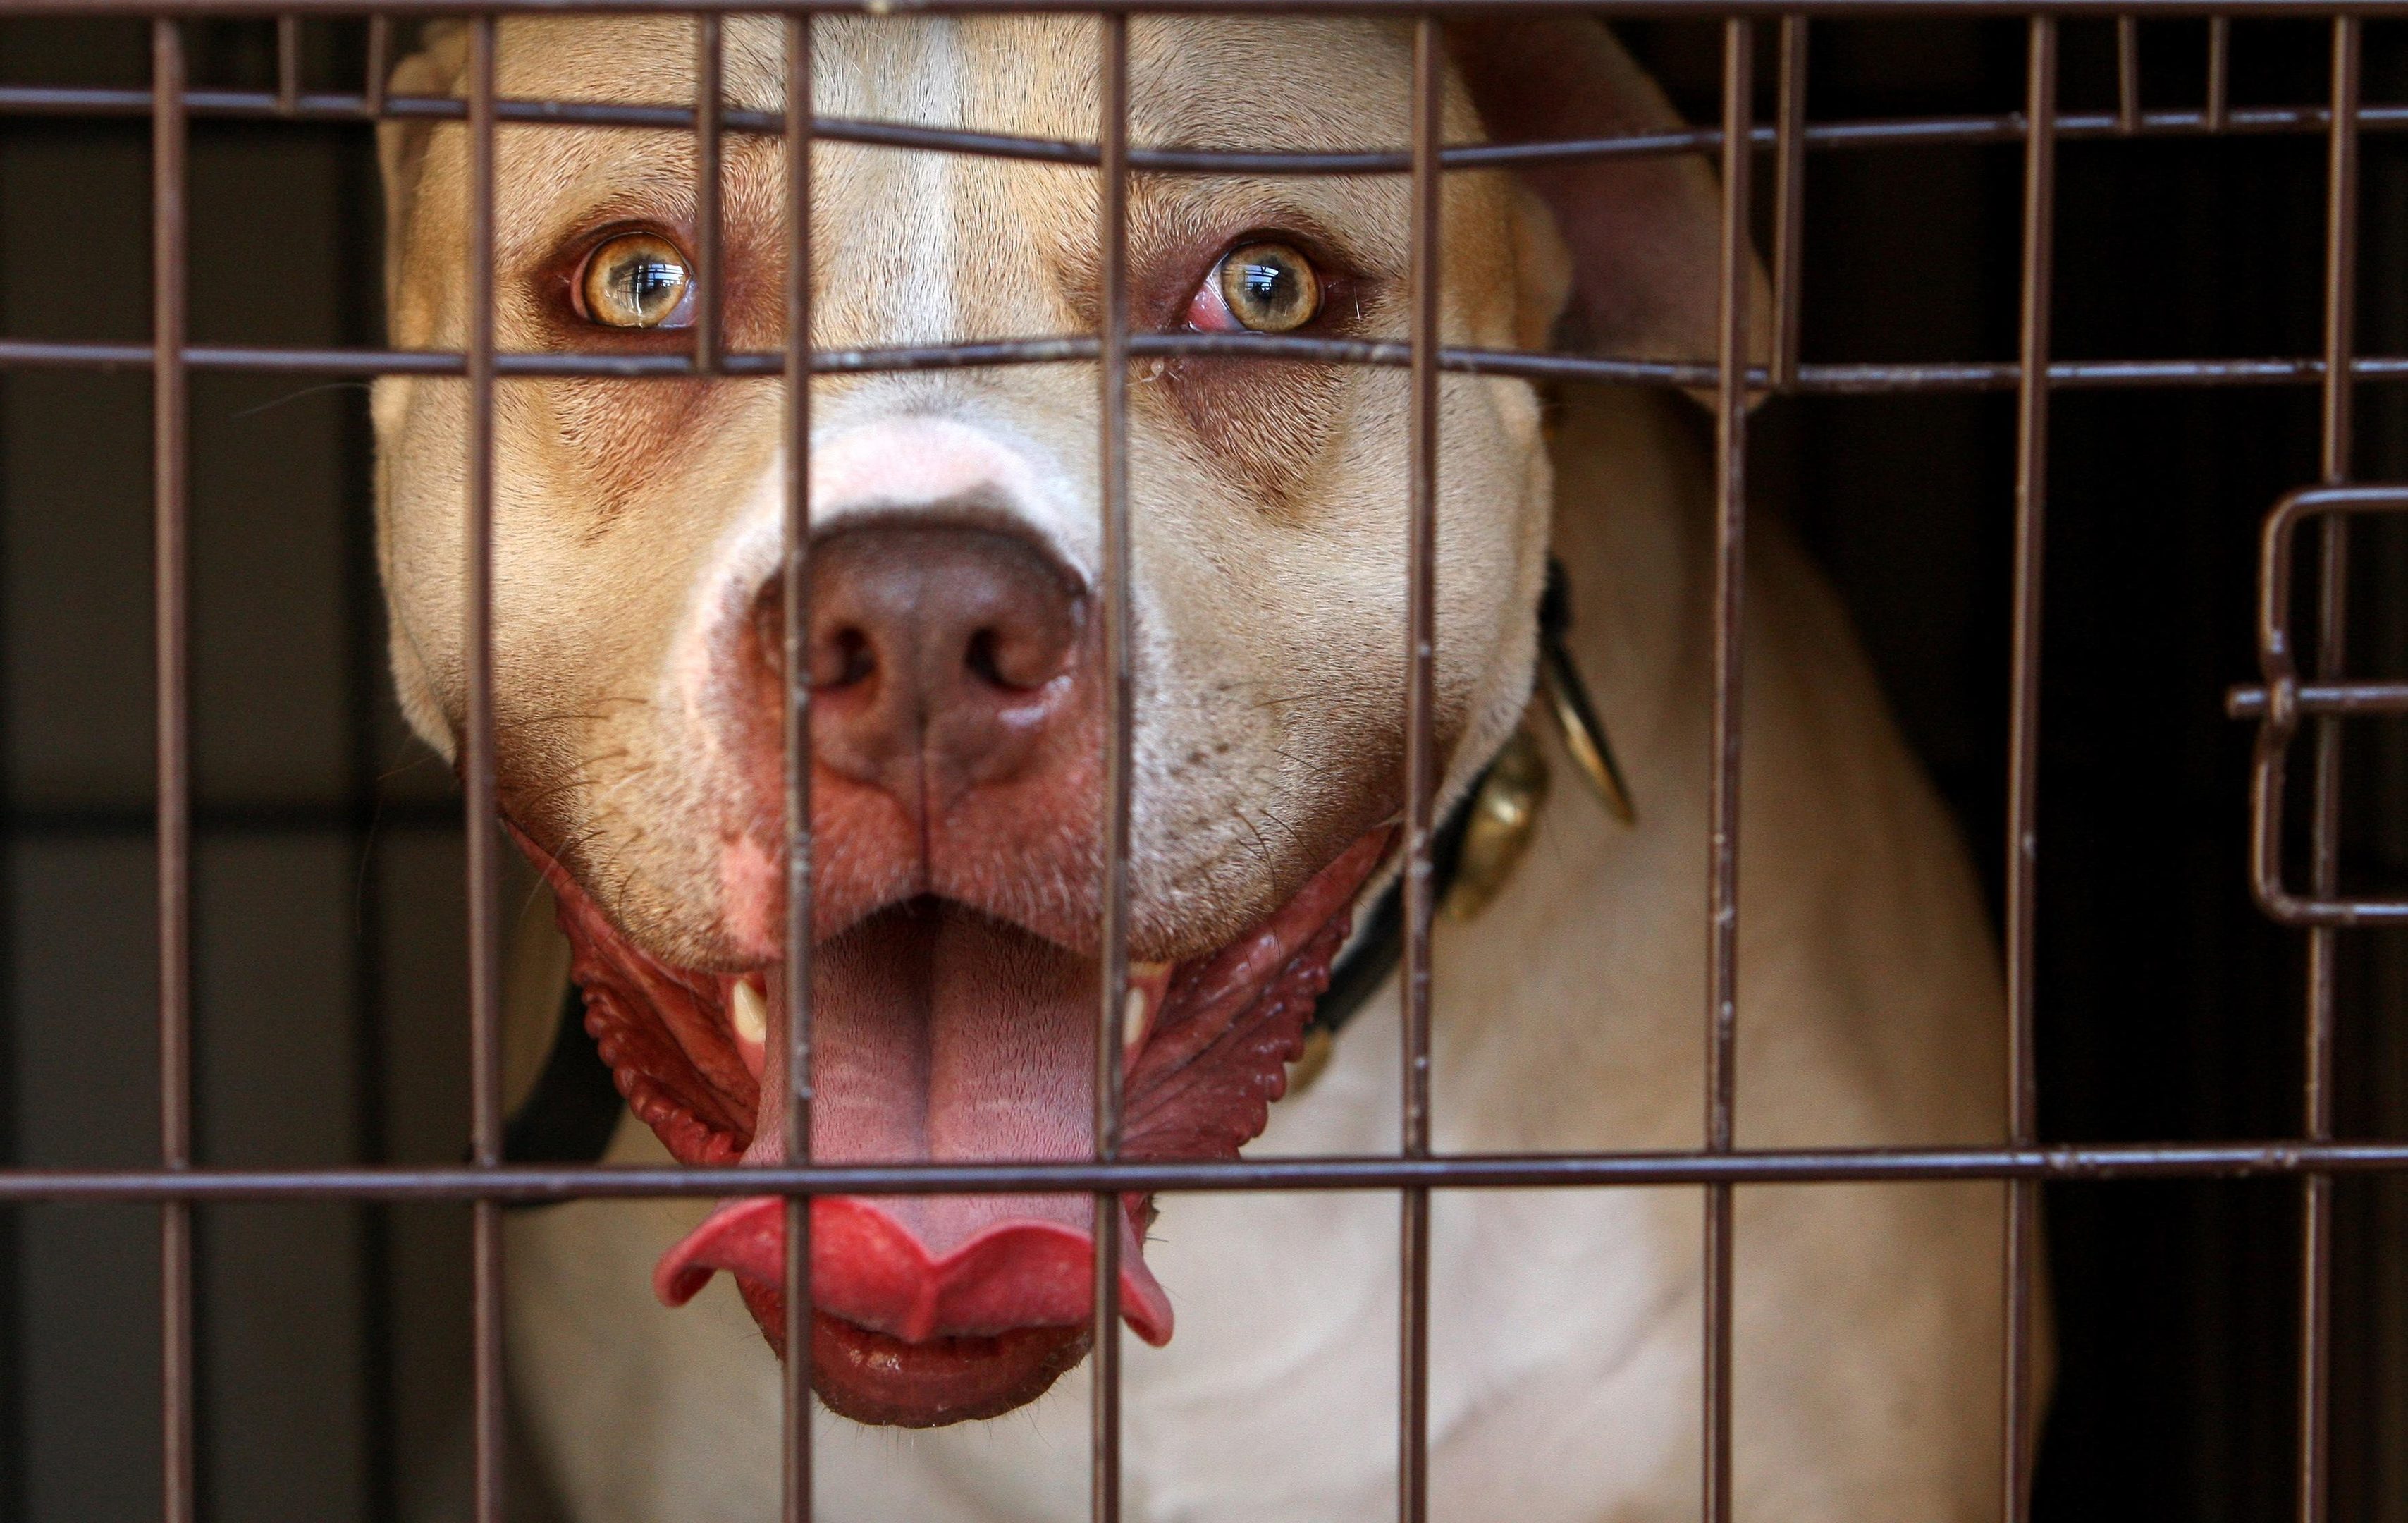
530,828,1389,1427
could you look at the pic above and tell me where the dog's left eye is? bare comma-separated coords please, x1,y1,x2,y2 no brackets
1186,240,1323,334
577,231,695,329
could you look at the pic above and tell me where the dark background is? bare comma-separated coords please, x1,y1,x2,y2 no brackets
0,13,2400,1521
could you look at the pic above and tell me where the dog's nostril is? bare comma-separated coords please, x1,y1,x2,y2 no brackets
964,628,1007,689
964,626,1063,691
819,628,875,690
975,620,1074,690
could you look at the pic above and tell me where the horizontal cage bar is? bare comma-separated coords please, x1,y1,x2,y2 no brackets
15,0,2408,19
12,336,2408,393
8,84,2408,170
0,1142,2404,1203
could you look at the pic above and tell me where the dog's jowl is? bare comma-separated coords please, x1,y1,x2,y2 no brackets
376,16,2027,1520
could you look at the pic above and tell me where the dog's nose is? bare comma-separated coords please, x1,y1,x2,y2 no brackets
768,522,1090,813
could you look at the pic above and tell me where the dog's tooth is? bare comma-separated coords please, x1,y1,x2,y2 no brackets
1122,987,1149,1053
731,979,768,1046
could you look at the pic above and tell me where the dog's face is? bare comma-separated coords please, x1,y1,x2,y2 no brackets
376,14,1737,1427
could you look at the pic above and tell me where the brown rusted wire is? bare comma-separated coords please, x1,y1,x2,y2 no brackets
1092,13,1132,1523
2228,678,2408,718
1702,21,1752,1523
2001,18,2056,1522
2299,20,2358,1523
0,1139,2398,1204
2245,487,2408,926
277,14,301,112
464,18,505,1523
152,20,195,1523
1395,18,1443,1523
15,79,2408,166
13,0,2408,16
694,13,723,373
780,14,816,1523
2115,15,2139,132
364,15,388,116
1772,16,1808,391
19,7,2404,1522
2206,16,2231,128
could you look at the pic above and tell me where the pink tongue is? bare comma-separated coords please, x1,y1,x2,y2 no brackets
651,900,1173,1346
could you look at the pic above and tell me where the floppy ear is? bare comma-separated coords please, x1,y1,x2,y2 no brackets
1446,18,1772,384
376,20,472,315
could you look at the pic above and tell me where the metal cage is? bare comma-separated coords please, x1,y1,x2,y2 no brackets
0,3,2400,1520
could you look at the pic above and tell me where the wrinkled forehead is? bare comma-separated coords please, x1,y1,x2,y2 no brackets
428,14,1454,327
489,14,1426,148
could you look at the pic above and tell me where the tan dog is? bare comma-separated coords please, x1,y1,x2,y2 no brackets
377,15,2020,1519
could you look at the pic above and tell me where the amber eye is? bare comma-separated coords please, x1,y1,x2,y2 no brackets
1215,241,1321,333
578,231,694,329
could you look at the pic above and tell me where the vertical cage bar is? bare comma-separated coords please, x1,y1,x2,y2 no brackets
1091,13,1131,1523
2205,18,2230,133
276,14,300,114
2300,20,2359,1523
1771,16,1807,394
1396,18,1442,1523
152,18,194,1523
694,14,723,374
780,15,816,1523
1702,21,1753,1523
365,16,389,117
2115,16,2139,134
464,18,505,1523
2001,19,2057,1523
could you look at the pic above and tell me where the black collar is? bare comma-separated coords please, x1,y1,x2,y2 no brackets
1301,768,1484,1047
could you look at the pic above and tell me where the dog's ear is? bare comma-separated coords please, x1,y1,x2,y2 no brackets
1447,19,1771,382
376,20,472,314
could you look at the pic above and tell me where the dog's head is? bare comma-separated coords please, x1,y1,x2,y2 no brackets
375,14,1747,1427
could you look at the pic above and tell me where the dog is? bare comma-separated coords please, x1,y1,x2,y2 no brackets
375,14,2025,1519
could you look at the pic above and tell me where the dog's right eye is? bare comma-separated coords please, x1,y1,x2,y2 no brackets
577,231,695,329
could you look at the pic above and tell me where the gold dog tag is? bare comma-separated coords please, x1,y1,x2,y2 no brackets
1537,637,1636,826
1442,723,1550,923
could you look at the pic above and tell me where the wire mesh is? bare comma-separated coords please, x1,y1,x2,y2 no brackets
0,7,2398,1523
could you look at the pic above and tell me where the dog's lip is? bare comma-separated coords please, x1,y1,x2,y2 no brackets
529,826,1392,1172
654,1193,1174,1345
639,831,1385,1334
529,824,1386,1421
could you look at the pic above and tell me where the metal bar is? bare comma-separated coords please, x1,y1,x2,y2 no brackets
464,18,505,1523
2117,15,2139,132
1092,13,1131,1523
2299,20,2358,1523
22,334,2408,393
2228,678,2408,717
1771,16,1808,391
277,13,301,114
364,15,388,117
5,1141,2408,1201
18,0,2408,20
2206,16,2230,130
780,15,816,1523
1398,19,1443,1523
152,20,195,1523
2001,20,2056,1523
2244,486,2408,926
7,81,2408,167
2003,15,2061,1523
694,13,723,373
1704,23,1753,1523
